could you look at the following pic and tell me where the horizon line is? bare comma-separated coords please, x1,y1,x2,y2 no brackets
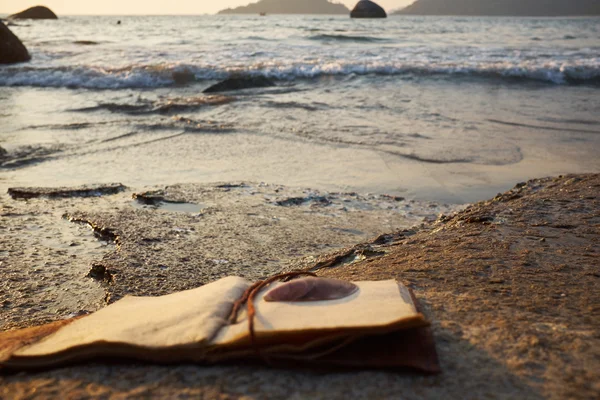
2,12,598,18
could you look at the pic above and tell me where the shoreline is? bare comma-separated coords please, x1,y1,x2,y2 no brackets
2,125,599,205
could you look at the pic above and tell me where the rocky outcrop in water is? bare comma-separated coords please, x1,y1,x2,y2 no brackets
394,0,600,16
203,76,275,93
218,0,349,14
351,1,387,18
0,21,31,64
9,6,58,19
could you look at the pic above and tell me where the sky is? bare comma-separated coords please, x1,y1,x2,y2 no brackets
1,1,415,15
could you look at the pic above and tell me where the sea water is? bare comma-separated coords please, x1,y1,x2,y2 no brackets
1,15,599,203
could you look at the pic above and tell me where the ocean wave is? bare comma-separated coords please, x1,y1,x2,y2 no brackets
1,61,599,89
0,65,175,89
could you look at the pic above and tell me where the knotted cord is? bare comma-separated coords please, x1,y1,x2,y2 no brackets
227,271,317,359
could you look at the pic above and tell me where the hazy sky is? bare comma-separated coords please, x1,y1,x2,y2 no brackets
2,1,414,15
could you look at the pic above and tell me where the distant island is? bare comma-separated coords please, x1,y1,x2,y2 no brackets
394,0,600,16
218,0,349,14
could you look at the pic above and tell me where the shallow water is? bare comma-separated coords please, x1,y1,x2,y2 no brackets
1,15,599,203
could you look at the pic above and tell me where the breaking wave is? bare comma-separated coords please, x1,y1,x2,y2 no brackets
0,60,599,89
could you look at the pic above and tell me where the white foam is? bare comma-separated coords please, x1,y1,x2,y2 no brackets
1,59,598,89
0,66,174,89
0,63,600,89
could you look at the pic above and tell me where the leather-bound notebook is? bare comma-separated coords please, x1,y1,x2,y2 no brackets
0,276,440,374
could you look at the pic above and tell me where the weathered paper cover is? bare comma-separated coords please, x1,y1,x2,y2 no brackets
0,277,439,373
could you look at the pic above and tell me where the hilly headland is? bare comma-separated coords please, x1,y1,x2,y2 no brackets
394,0,600,16
218,0,349,14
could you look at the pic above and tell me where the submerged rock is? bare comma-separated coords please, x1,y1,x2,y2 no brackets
8,183,127,200
8,6,58,20
351,0,387,18
203,76,275,93
0,21,31,64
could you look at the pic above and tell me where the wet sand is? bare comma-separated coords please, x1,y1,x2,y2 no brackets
0,181,456,330
3,125,599,205
0,174,598,399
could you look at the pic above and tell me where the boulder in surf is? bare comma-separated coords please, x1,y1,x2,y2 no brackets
203,76,275,93
172,69,196,85
9,6,58,20
0,21,31,64
350,0,387,18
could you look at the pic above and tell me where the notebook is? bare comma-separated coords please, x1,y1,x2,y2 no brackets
0,275,440,373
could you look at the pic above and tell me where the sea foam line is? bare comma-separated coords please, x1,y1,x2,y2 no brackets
0,60,598,89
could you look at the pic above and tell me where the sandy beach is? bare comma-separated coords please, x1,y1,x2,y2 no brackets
0,180,458,331
1,173,598,399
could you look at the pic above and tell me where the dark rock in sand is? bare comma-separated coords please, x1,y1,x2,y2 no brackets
132,190,188,206
351,0,387,18
8,6,58,20
8,183,127,200
0,21,31,64
203,76,275,93
86,264,115,283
